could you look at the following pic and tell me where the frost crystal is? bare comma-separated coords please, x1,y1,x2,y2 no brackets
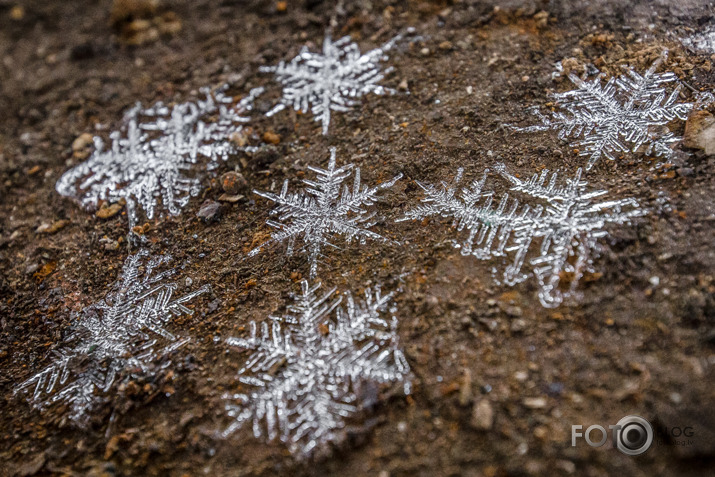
15,250,210,423
56,86,262,231
261,32,403,135
222,280,410,456
249,147,402,278
514,52,713,169
398,164,645,307
682,26,715,54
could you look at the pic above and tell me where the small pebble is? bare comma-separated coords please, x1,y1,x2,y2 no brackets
197,200,221,222
36,220,69,234
470,399,494,430
523,397,548,409
96,201,125,219
221,171,248,195
262,131,281,144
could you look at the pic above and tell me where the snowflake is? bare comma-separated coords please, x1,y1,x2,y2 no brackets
56,86,262,231
260,32,404,135
513,52,714,169
248,147,402,278
221,279,410,456
15,250,210,423
398,164,645,307
682,26,715,54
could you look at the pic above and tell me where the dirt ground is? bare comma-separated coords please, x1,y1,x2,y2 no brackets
1,1,714,476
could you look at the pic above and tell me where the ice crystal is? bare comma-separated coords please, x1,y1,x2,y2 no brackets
56,86,262,231
249,147,402,278
514,52,713,169
261,32,404,134
682,26,715,54
15,250,210,423
398,164,645,307
222,280,410,456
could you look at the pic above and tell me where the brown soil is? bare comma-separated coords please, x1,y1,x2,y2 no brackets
1,1,714,476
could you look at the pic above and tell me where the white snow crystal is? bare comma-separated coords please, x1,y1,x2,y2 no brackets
249,147,402,278
261,32,404,135
56,86,263,231
513,52,713,169
682,26,715,54
398,164,646,307
222,279,410,456
15,250,210,423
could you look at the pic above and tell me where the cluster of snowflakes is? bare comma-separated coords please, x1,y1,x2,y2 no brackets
22,25,714,457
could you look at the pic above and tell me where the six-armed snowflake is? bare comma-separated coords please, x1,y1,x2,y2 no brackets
221,279,410,456
399,164,645,307
56,86,262,231
261,32,404,134
249,147,402,278
513,52,713,169
15,250,210,423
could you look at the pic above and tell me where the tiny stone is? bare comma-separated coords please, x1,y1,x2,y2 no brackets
36,220,69,234
516,442,529,455
470,399,494,430
96,201,125,219
684,110,715,155
221,171,248,195
556,460,576,474
533,426,548,439
523,397,547,409
262,131,281,144
218,193,245,203
72,133,94,152
459,369,473,406
439,41,453,50
197,200,221,222
510,319,527,332
230,130,249,147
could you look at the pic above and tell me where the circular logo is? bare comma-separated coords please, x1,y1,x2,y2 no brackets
614,415,653,456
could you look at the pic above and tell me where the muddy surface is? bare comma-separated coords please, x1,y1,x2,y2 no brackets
1,1,714,476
